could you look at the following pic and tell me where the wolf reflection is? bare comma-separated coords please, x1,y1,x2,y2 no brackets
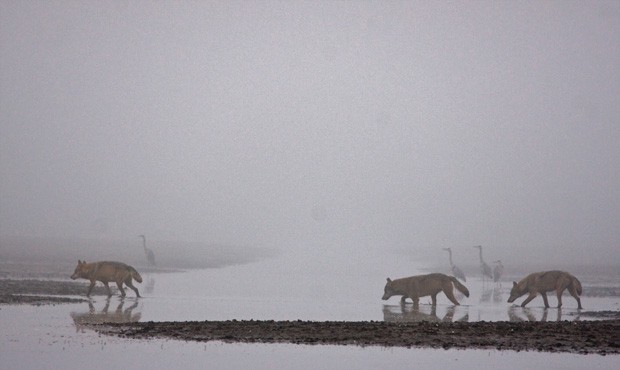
507,307,577,322
383,304,469,323
70,298,141,333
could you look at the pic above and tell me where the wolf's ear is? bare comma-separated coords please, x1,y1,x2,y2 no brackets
513,281,517,287
386,278,392,283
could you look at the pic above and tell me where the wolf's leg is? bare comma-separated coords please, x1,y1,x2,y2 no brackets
555,289,564,308
103,282,112,297
400,296,408,304
87,281,96,297
413,297,419,308
575,296,582,309
521,292,537,307
115,281,126,297
125,278,141,298
102,299,111,312
567,286,582,309
541,292,550,308
431,294,438,306
443,288,460,305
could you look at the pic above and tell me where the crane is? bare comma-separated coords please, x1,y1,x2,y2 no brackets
442,248,466,282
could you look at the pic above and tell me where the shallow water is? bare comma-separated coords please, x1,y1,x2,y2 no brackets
1,251,619,369
1,304,618,370
131,250,617,323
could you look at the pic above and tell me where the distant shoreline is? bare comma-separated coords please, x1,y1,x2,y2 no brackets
0,235,279,273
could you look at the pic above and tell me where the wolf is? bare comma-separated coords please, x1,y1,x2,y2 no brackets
507,270,582,309
70,260,143,298
71,299,141,333
381,273,470,306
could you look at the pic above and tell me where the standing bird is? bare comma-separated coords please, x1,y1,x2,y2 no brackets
493,260,504,284
442,248,466,282
139,235,156,267
473,245,493,282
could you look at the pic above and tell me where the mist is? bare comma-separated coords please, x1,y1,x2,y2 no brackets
1,1,619,268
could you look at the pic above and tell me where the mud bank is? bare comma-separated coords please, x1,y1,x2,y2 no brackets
0,279,104,305
93,319,620,355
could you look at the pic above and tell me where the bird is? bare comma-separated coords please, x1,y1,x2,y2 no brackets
473,245,493,282
493,260,504,284
442,247,466,282
139,235,156,267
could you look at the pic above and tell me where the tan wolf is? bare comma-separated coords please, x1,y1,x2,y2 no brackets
507,270,583,309
71,260,143,298
382,273,470,306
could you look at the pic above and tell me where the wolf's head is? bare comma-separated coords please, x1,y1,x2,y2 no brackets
507,281,526,303
70,260,89,280
382,278,397,300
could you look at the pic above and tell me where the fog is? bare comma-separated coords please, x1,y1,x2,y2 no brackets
1,1,619,268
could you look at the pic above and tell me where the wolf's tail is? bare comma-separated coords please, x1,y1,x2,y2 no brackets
571,275,582,295
451,276,470,297
130,268,143,283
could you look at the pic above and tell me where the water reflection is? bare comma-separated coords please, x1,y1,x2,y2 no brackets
70,298,141,332
492,286,503,304
479,285,504,306
144,276,155,295
507,307,577,322
479,286,493,303
383,304,469,323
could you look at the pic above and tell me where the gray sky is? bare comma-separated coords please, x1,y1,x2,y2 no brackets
1,1,619,265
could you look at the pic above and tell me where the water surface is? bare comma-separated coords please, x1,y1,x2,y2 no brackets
1,251,618,369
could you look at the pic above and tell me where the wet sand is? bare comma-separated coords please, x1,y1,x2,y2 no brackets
0,278,109,305
1,278,619,355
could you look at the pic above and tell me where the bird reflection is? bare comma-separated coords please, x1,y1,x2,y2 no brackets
480,285,493,303
144,276,155,295
492,285,503,304
70,298,141,332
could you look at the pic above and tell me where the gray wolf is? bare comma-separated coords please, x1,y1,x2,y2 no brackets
507,270,582,309
71,260,142,298
382,273,470,305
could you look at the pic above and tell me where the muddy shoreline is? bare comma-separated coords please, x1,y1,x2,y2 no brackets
0,279,108,305
93,319,620,355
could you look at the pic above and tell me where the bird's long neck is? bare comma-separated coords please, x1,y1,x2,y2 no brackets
478,248,484,262
448,250,454,265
